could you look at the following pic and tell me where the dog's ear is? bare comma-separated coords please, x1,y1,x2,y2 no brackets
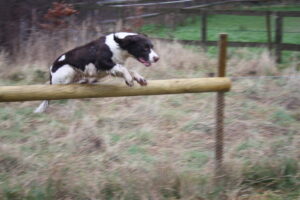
114,35,138,49
114,34,123,45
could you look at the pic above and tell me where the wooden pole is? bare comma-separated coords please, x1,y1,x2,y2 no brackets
275,12,283,63
218,34,227,77
215,33,227,182
265,11,272,52
201,12,207,50
0,78,231,102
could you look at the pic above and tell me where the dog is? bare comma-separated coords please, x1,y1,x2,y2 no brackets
34,32,159,113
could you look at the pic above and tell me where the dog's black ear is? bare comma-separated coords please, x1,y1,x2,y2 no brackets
114,35,138,49
114,34,123,45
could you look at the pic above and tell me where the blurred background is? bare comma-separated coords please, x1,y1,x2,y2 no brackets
0,0,299,199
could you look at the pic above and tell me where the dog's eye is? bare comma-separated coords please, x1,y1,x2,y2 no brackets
144,46,150,51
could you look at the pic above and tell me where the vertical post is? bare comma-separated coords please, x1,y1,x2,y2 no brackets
201,12,207,50
275,13,283,63
215,33,227,181
265,11,272,52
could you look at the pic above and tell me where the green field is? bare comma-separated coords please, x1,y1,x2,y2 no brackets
141,6,300,63
141,5,300,43
142,15,300,44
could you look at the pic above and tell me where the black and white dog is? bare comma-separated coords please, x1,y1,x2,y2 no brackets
34,32,159,113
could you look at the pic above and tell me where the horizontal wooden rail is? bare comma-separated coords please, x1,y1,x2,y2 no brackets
153,8,300,17
184,0,260,10
154,38,300,51
107,0,192,7
0,78,231,102
141,8,300,17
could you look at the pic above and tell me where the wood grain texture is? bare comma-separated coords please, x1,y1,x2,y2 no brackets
0,78,231,102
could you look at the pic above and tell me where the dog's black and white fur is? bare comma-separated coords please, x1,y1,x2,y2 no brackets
34,32,159,113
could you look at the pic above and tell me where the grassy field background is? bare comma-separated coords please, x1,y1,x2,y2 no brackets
0,5,300,200
140,5,300,63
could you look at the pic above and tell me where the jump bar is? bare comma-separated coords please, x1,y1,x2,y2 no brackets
0,78,231,102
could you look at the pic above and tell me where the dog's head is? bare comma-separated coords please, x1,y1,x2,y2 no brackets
114,33,159,67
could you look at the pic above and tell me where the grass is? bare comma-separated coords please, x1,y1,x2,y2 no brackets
140,5,300,64
0,17,299,199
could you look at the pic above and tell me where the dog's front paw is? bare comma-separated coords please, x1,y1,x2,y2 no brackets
133,73,147,86
134,77,147,86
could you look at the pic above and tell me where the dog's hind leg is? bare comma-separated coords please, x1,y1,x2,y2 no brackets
34,100,49,113
34,65,77,113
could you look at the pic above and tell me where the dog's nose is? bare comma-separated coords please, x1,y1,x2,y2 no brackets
154,56,159,62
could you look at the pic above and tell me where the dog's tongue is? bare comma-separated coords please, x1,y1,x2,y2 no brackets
138,58,151,67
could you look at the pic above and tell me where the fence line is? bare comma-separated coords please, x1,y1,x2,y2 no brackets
180,9,300,17
153,38,300,52
184,0,259,9
108,0,193,7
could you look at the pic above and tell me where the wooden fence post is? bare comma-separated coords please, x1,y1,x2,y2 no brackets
265,11,272,52
201,12,207,50
275,12,283,63
215,33,227,183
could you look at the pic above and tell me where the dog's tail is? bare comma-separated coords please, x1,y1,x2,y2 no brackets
34,100,49,113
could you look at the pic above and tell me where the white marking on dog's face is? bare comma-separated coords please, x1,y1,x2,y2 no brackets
51,64,76,84
149,49,159,63
105,32,137,64
58,55,66,62
84,63,97,76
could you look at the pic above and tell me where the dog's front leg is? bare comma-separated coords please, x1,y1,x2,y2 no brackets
130,71,147,86
109,64,134,86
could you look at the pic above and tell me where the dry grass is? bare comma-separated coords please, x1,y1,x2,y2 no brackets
0,27,299,200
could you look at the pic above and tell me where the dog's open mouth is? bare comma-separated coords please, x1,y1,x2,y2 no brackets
138,58,151,67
